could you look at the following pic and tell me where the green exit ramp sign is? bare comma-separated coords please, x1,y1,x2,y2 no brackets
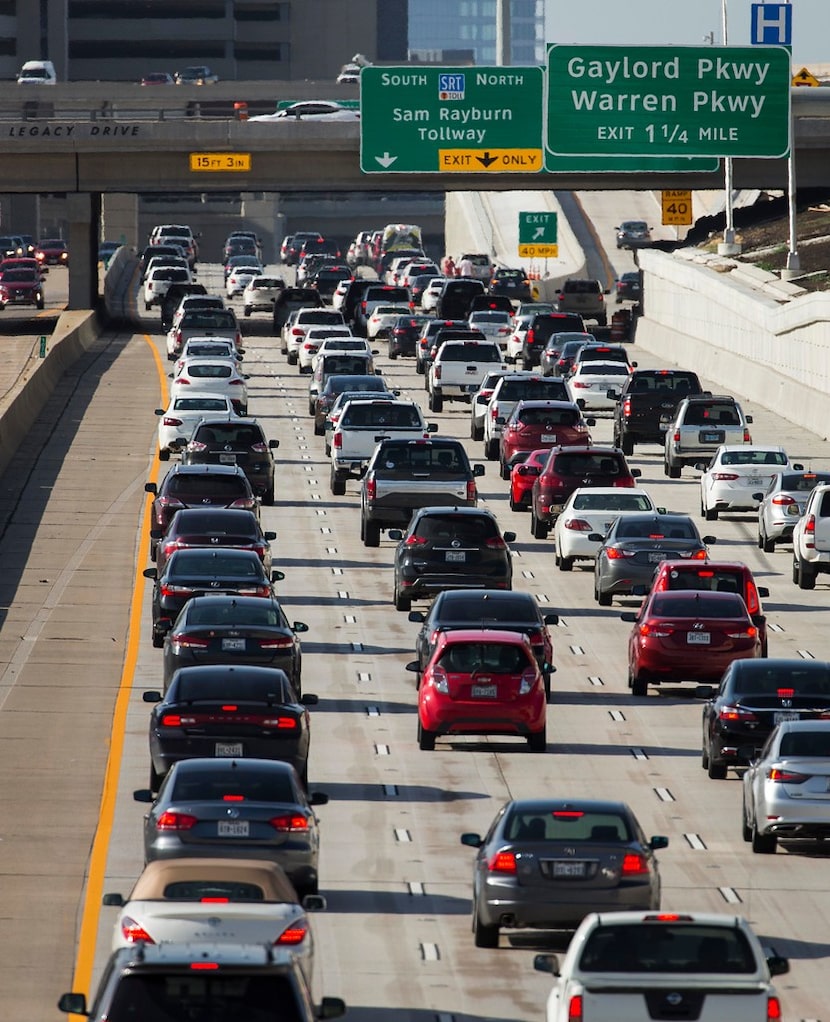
519,212,557,257
546,44,791,159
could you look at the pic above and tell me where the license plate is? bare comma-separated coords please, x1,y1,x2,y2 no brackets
700,430,723,443
552,861,587,878
541,434,557,443
222,638,246,651
648,552,668,563
446,551,466,562
746,476,762,485
471,684,497,698
687,632,711,644
219,453,236,464
789,504,804,516
215,742,243,757
774,711,800,724
217,821,249,837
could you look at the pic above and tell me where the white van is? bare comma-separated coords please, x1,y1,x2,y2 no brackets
17,60,57,85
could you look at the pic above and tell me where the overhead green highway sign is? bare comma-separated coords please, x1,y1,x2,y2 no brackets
546,45,791,160
360,66,544,173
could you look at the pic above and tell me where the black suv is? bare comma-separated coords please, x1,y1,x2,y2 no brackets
387,314,431,359
181,418,279,504
360,438,485,546
520,313,587,369
389,507,515,611
59,944,345,1022
145,464,258,555
435,278,486,320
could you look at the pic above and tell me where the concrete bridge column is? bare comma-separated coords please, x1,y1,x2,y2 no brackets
67,192,100,310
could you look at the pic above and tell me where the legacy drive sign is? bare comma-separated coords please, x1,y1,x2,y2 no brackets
546,45,791,159
360,66,544,173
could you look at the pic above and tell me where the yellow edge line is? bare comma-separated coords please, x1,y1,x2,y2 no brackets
69,331,167,1017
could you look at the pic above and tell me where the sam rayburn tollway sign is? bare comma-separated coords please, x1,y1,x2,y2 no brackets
546,45,791,160
360,66,544,173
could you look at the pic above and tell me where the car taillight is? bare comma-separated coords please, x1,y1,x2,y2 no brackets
121,917,156,943
175,377,190,385
639,620,673,637
564,518,592,531
767,767,807,783
726,625,757,639
804,513,816,548
405,535,427,546
156,811,197,831
485,536,507,549
743,428,752,442
259,636,294,649
766,996,782,1022
188,441,209,453
622,397,632,418
270,814,309,831
771,494,796,506
777,688,795,699
718,704,757,723
519,668,537,694
572,380,589,389
159,584,195,598
160,713,192,726
490,405,499,420
605,546,635,559
275,925,308,946
228,379,245,386
527,628,545,649
673,430,680,442
435,365,442,380
466,479,477,501
691,549,708,560
526,328,535,344
744,582,760,614
614,477,635,488
712,472,739,481
487,851,517,874
566,995,583,1022
158,495,185,509
162,416,183,427
365,475,377,501
229,497,256,509
620,852,649,875
172,633,210,648
333,432,343,449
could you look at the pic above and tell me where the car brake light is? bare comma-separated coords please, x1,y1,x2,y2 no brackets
121,917,155,943
804,514,816,548
572,380,589,388
564,518,592,531
485,536,507,549
190,962,220,971
156,811,197,831
270,814,309,832
172,633,210,649
251,442,269,453
771,494,796,506
526,328,535,344
777,688,795,699
726,625,757,639
691,549,708,560
622,397,631,418
435,365,442,380
639,620,674,637
487,851,517,874
552,810,584,818
767,995,782,1021
366,476,376,501
620,852,649,875
745,581,760,614
259,636,294,649
275,925,308,946
175,377,190,385
767,767,807,783
718,704,757,722
567,995,583,1022
228,379,244,386
712,472,740,481
405,535,427,546
606,546,635,559
490,405,498,419
187,440,208,453
673,430,680,442
229,497,256,509
160,713,195,726
466,479,477,501
743,428,752,442
159,584,195,598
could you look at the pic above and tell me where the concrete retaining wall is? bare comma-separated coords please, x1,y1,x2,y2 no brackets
636,248,830,441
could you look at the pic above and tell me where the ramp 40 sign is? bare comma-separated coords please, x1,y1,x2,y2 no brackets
360,66,544,173
546,45,790,159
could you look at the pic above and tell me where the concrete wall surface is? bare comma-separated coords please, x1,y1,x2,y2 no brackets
636,247,830,441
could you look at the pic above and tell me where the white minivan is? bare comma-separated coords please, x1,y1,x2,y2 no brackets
17,60,57,85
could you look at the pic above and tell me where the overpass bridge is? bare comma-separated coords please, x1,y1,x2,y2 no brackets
1,83,827,306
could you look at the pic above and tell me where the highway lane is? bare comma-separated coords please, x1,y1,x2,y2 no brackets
2,261,830,1020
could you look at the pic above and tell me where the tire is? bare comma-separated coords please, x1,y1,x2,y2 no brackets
388,350,397,360
363,520,380,548
595,578,612,606
244,306,252,317
145,301,152,311
701,742,710,770
149,763,164,793
158,449,170,462
509,492,522,512
151,630,165,649
797,559,816,590
708,758,728,780
558,555,573,572
287,351,298,366
262,484,275,506
394,585,412,612
473,906,499,948
761,528,775,554
471,422,483,441
667,461,681,479
792,557,799,585
499,460,510,481
522,357,532,371
704,504,718,521
36,298,44,310
597,315,607,327
429,390,443,413
417,719,435,751
330,468,346,496
620,435,634,456
528,728,547,753
543,671,551,699
530,511,548,540
416,359,425,375
484,438,499,461
741,805,753,842
632,672,648,697
751,822,777,854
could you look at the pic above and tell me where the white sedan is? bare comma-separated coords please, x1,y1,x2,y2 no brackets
568,360,632,410
468,310,514,348
699,444,794,520
332,278,350,311
297,326,355,374
169,358,249,415
226,264,261,298
248,101,360,122
242,275,285,316
309,337,376,374
553,487,656,571
366,304,409,339
155,392,238,460
420,277,446,312
175,337,242,375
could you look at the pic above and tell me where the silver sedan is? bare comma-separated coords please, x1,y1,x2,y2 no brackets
756,469,830,552
742,719,830,854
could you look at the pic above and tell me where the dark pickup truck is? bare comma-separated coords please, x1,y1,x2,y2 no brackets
609,368,704,455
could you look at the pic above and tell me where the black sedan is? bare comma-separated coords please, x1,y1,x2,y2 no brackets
460,798,667,947
144,548,282,648
701,658,830,779
152,508,276,574
389,507,515,612
488,267,532,301
592,512,715,606
408,589,558,695
386,314,431,359
162,595,307,693
144,665,317,791
134,758,326,897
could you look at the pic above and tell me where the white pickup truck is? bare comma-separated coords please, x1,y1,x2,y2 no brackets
329,398,436,494
792,481,830,589
534,910,789,1022
427,338,507,413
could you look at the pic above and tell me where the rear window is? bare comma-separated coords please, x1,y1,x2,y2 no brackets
720,450,786,466
378,443,467,474
663,566,744,593
169,510,256,535
366,287,409,302
531,316,585,341
683,403,740,426
438,593,537,622
166,476,248,499
186,602,285,628
629,373,698,395
163,880,265,901
505,811,631,842
175,672,291,703
167,551,262,577
563,279,601,294
572,492,652,512
516,407,578,427
183,311,237,330
186,364,233,379
551,452,625,477
414,513,499,543
440,342,502,362
437,642,532,674
579,923,757,974
326,376,386,395
342,403,422,428
173,398,229,412
106,974,306,1022
322,355,371,375
576,362,629,375
299,310,344,325
730,664,830,696
579,346,628,362
780,473,830,492
779,729,830,756
193,425,263,446
615,518,695,539
650,594,746,617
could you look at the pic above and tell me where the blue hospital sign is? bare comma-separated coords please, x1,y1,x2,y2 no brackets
750,3,792,46
438,73,465,101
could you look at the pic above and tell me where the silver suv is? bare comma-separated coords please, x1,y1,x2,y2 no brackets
664,394,753,478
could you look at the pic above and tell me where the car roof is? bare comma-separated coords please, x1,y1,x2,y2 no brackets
438,628,533,646
165,463,247,477
128,858,297,903
504,797,632,815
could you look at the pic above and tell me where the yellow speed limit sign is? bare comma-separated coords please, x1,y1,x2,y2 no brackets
662,189,692,226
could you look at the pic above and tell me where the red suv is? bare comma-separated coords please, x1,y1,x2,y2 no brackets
530,445,640,539
498,400,594,480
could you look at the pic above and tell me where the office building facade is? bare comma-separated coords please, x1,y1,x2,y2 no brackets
408,0,545,66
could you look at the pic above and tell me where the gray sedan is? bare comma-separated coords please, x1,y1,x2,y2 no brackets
756,469,830,552
461,797,667,947
593,512,715,606
135,758,327,897
742,719,830,854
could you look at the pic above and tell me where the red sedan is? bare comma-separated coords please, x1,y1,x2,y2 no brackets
509,448,549,512
499,400,593,479
412,629,547,752
622,590,762,697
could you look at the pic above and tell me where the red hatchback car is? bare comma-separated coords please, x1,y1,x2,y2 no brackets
498,400,593,480
622,589,762,696
509,448,549,512
411,629,547,752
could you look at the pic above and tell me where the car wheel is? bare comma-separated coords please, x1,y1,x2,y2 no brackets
543,671,551,699
428,390,443,413
762,529,775,554
530,511,548,540
145,301,152,311
509,492,522,512
522,357,532,371
287,351,298,366
620,435,634,456
152,630,165,649
708,756,728,779
528,728,547,753
149,763,164,793
243,306,252,317
36,298,44,310
595,579,612,606
363,520,380,548
484,438,498,461
415,359,425,375
704,503,718,521
471,422,483,441
631,672,648,697
262,484,275,506
558,555,573,572
473,903,499,948
798,559,816,590
394,585,411,612
597,316,607,327
701,742,710,769
313,419,324,436
751,821,777,854
667,461,681,479
792,556,799,585
499,460,510,480
417,719,435,751
741,803,753,842
158,449,170,462
330,468,346,496
388,350,397,360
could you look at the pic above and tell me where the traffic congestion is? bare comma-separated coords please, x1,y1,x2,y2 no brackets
6,214,830,1020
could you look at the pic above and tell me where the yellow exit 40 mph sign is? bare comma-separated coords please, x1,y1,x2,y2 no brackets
662,189,692,226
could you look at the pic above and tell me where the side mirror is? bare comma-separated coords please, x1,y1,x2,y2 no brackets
585,417,596,426
405,661,420,673
142,691,162,703
154,408,165,416
649,835,669,850
427,423,439,433
388,529,403,541
145,482,158,495
143,567,158,580
766,953,790,978
543,613,559,625
309,791,329,806
631,468,642,477
752,492,764,502
757,586,770,598
745,415,753,423
694,462,707,472
460,832,483,848
793,462,804,470
133,789,154,803
292,622,309,633
475,394,488,404
269,439,280,449
150,529,162,540
271,570,285,582
702,535,717,544
696,685,716,700
473,464,485,477
408,611,426,623
533,954,560,977
302,894,327,911
319,997,346,1020
102,892,125,907
631,360,638,368
503,531,516,543
587,533,604,542
57,993,87,1016
631,584,648,596
300,693,319,705
620,612,638,623
496,416,506,425
264,531,277,541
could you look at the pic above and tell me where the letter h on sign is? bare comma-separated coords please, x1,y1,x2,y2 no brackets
750,3,792,46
